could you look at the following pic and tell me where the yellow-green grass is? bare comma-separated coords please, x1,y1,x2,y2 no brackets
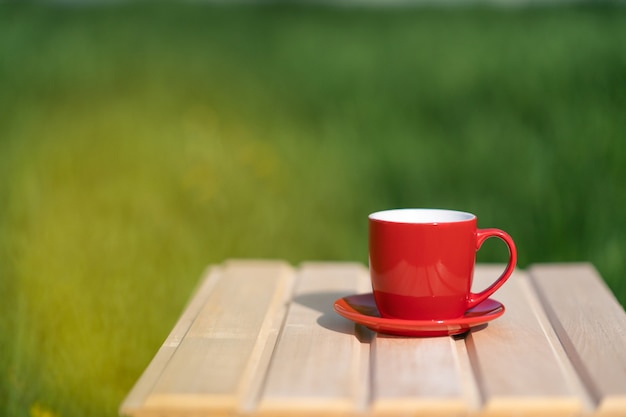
1,3,625,417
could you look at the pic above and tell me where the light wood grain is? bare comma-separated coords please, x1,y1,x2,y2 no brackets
468,266,588,417
120,261,626,417
143,260,295,416
528,263,626,417
453,333,483,414
257,262,371,417
119,265,221,416
371,335,468,416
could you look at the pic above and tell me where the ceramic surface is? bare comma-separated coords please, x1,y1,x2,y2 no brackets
369,208,516,320
334,293,505,337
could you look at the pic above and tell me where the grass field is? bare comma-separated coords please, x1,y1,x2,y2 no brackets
1,3,625,417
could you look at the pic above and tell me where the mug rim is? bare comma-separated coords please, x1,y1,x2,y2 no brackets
368,208,476,224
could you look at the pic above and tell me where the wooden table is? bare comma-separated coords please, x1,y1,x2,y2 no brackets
120,260,626,417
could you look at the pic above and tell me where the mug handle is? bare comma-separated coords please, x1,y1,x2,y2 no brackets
466,228,517,309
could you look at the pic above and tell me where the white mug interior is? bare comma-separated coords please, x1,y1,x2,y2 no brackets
369,208,475,224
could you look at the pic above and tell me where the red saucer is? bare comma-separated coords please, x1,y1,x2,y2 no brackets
333,293,504,337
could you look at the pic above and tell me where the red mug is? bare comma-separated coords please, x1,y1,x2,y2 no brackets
369,208,517,320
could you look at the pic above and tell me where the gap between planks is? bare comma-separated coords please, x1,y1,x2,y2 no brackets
121,261,626,417
257,262,372,416
467,265,592,417
528,263,626,417
120,260,296,417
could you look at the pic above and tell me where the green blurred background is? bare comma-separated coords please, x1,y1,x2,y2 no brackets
1,2,625,416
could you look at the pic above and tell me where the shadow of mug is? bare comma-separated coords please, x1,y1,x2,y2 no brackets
293,291,490,342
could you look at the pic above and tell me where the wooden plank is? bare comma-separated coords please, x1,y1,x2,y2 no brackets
454,333,483,414
142,260,295,416
528,263,626,417
119,265,221,417
467,265,589,417
371,335,469,416
121,261,626,417
257,262,371,417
